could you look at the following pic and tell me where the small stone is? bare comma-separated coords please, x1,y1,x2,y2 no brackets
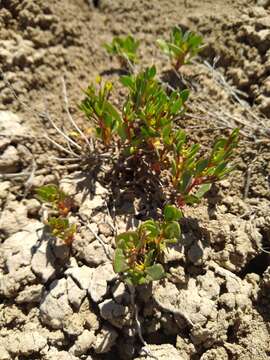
98,223,113,237
66,265,93,290
99,299,126,320
134,344,183,359
15,284,43,303
88,263,116,303
63,313,85,336
70,330,95,356
23,198,41,216
67,276,87,310
0,111,32,138
44,350,79,360
258,0,270,6
0,202,29,236
187,241,204,264
0,274,21,298
79,195,105,216
0,345,10,360
84,311,100,331
83,240,112,266
0,182,10,200
0,145,19,173
40,278,73,329
31,239,58,283
2,222,41,273
6,331,47,356
219,293,236,310
169,266,186,285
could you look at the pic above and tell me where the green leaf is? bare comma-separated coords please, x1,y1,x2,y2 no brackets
144,249,156,267
36,184,59,203
195,158,209,174
140,220,160,238
170,98,182,114
213,162,227,177
147,65,156,79
114,249,129,273
115,231,139,249
145,264,165,281
183,194,200,205
163,221,181,240
164,205,182,222
180,89,189,102
120,75,134,89
179,171,193,193
193,183,212,199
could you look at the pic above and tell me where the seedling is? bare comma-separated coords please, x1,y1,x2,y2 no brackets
169,129,239,207
47,217,77,246
80,66,189,156
36,184,76,246
157,26,203,70
79,78,122,146
113,205,182,285
104,35,140,69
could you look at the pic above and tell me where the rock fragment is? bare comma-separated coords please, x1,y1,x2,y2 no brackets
5,331,47,356
70,330,96,356
93,326,118,354
67,276,87,310
40,278,73,329
88,263,116,303
15,284,43,303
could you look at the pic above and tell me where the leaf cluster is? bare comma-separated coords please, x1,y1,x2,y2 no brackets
80,66,189,154
114,205,182,285
170,128,239,206
80,65,239,206
79,80,121,146
157,26,203,70
104,35,140,68
36,185,76,246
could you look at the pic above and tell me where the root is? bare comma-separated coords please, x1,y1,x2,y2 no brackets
128,285,159,360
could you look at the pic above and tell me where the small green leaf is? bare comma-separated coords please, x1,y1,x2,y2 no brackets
193,183,212,199
36,185,59,203
213,162,227,177
163,221,181,240
179,171,193,193
180,89,189,102
114,249,129,273
144,249,156,267
147,65,156,78
164,205,182,222
115,231,139,249
145,264,165,281
195,158,209,175
140,220,160,238
120,75,134,89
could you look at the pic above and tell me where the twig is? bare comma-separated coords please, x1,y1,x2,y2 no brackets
85,220,113,261
62,77,94,152
44,134,80,158
105,200,117,234
154,296,194,327
207,260,241,282
0,163,81,180
24,158,37,194
44,105,82,153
